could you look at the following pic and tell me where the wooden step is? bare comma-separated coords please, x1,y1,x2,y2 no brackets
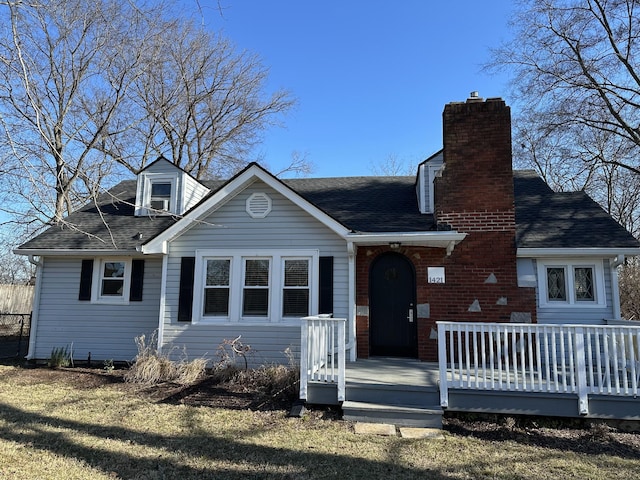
342,400,443,428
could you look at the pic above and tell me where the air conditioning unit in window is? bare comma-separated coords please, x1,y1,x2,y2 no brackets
150,199,170,212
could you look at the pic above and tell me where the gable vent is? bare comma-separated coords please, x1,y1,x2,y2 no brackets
246,192,272,218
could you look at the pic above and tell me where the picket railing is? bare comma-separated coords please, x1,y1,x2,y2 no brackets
438,321,640,415
299,316,346,402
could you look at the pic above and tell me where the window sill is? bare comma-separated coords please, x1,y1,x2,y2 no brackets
91,297,130,305
538,301,606,309
191,318,301,327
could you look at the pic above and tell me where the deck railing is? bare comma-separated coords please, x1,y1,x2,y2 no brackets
437,321,640,415
300,316,346,402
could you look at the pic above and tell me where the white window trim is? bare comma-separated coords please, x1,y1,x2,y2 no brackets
193,249,319,325
536,259,606,308
91,257,132,304
142,174,179,215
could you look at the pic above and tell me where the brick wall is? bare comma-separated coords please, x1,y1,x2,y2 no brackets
355,97,537,362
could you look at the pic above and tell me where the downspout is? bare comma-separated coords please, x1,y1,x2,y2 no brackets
156,254,168,354
610,254,625,320
347,241,356,361
26,255,43,360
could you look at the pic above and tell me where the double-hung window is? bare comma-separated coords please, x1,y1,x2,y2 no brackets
139,174,177,215
282,259,310,317
243,259,270,317
537,260,605,307
91,258,132,303
194,250,317,323
150,182,172,212
203,259,231,316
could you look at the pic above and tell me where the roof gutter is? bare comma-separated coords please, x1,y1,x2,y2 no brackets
14,248,150,257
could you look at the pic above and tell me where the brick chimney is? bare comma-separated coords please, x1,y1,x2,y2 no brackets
435,95,515,232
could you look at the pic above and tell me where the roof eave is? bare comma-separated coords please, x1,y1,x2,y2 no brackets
347,231,467,253
517,247,640,257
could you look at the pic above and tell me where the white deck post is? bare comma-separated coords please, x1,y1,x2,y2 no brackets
573,327,589,415
299,318,309,400
437,322,449,408
337,319,346,401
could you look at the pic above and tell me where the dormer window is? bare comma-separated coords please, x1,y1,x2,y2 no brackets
139,175,177,215
150,182,172,213
134,157,211,217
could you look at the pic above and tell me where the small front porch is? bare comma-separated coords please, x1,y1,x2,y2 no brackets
300,316,640,426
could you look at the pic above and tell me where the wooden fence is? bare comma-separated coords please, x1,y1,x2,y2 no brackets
0,284,34,314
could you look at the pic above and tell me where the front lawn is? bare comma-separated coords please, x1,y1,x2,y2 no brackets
0,365,638,479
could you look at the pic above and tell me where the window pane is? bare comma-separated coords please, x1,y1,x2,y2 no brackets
245,259,269,286
206,259,230,286
104,262,125,278
151,182,171,197
283,289,309,316
547,267,566,301
102,279,123,296
204,288,229,315
574,267,594,301
243,289,269,316
284,260,309,287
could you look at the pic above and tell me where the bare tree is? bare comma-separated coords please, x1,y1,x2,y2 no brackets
0,0,171,226
95,20,297,180
369,154,417,176
619,257,640,319
492,0,640,175
0,0,302,241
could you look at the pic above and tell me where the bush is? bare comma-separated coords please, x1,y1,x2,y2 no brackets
124,332,207,386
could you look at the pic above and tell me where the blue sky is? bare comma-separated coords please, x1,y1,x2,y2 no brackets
206,1,517,177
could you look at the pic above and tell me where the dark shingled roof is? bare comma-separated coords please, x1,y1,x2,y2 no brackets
17,181,179,251
283,176,433,232
17,170,639,251
514,170,639,249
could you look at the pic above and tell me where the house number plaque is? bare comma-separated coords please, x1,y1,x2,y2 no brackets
428,267,445,284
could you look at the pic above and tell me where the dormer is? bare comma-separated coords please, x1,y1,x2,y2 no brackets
135,157,210,216
415,150,444,214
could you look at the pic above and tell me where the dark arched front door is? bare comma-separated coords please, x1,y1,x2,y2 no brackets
369,252,417,357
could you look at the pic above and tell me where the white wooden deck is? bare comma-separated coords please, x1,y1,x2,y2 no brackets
300,317,640,420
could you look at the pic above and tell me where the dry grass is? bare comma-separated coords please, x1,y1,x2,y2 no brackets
123,333,207,386
1,364,639,479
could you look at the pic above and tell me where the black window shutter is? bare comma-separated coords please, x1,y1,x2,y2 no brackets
78,259,94,301
130,259,145,301
318,256,334,315
178,257,196,322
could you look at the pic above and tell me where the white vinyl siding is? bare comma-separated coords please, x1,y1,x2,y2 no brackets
161,180,349,365
31,256,162,361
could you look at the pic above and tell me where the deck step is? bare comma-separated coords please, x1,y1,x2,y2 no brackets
342,401,443,428
346,382,440,407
